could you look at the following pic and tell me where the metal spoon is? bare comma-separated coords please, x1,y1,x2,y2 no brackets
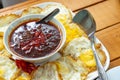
73,10,108,80
36,8,59,24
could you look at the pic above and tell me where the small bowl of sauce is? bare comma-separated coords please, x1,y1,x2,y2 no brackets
4,14,66,63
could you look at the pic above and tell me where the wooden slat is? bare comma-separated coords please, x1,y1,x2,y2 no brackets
0,0,104,15
96,23,120,60
85,0,120,31
110,58,120,68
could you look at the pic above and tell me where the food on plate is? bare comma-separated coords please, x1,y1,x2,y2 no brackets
54,56,88,80
21,7,42,16
95,43,106,65
63,36,91,58
32,62,61,80
63,23,86,45
0,56,20,80
32,56,88,80
0,2,108,80
54,8,87,53
57,22,86,53
0,49,11,58
0,14,20,36
15,60,36,74
15,71,31,80
0,37,4,50
9,19,61,58
0,37,11,57
40,3,72,23
63,36,106,72
0,32,3,37
83,43,106,72
0,14,20,27
79,49,96,67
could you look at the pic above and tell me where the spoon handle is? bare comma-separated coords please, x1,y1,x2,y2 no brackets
36,8,60,24
91,36,108,80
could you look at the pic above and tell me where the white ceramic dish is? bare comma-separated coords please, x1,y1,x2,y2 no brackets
96,66,120,80
107,66,120,80
3,2,110,80
4,14,66,63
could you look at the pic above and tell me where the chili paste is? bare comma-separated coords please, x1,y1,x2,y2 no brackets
9,20,61,58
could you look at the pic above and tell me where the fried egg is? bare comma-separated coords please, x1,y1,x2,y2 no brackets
15,71,31,80
21,7,42,16
55,56,88,80
0,14,20,33
32,63,60,80
32,56,88,80
79,44,106,71
0,56,19,80
63,23,86,45
40,3,71,17
79,49,96,67
63,37,106,68
0,14,20,36
63,36,91,58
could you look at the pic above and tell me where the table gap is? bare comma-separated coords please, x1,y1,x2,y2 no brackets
110,56,120,62
96,22,120,32
73,0,106,12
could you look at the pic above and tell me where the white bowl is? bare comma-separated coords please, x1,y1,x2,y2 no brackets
4,14,66,63
107,66,120,80
96,66,120,80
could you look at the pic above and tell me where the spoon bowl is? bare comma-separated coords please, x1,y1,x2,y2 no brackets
73,10,96,38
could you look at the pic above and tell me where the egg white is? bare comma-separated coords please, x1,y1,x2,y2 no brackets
0,56,19,80
63,36,91,58
32,63,60,80
55,56,88,80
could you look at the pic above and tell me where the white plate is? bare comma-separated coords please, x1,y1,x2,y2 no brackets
107,66,120,80
9,2,110,80
96,66,120,80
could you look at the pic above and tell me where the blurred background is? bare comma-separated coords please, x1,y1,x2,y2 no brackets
0,0,26,8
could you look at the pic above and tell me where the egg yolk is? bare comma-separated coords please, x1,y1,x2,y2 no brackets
0,76,5,80
15,72,31,80
56,14,68,25
0,37,4,50
0,69,5,80
79,49,96,67
56,14,85,45
64,23,84,44
15,76,29,80
55,62,70,74
0,32,3,37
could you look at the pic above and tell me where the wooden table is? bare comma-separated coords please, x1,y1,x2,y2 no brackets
0,0,120,71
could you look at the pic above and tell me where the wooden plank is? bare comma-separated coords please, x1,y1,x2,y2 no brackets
85,0,120,31
0,0,104,15
96,23,120,60
110,58,120,68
